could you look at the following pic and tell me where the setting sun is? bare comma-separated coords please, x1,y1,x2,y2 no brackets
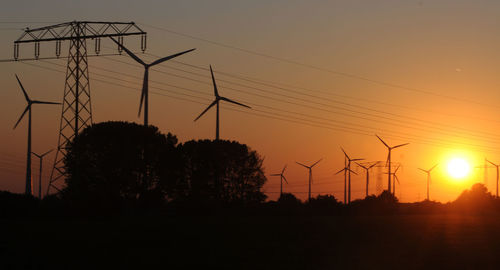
447,158,471,179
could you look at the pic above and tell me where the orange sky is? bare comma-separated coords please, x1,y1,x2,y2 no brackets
1,1,500,202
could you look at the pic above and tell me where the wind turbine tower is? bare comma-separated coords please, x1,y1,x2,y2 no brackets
418,164,438,201
194,66,251,140
376,135,408,194
336,161,357,204
296,159,322,201
271,165,288,198
32,149,53,199
486,159,499,198
341,148,363,204
13,75,60,195
356,161,379,197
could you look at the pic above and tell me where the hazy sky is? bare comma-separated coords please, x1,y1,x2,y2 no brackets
1,0,500,202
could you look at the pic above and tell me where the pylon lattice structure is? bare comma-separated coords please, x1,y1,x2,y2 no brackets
14,21,147,195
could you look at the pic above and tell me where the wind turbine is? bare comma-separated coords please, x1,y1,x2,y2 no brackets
336,161,357,204
270,165,288,198
110,37,195,126
356,161,379,198
296,159,322,202
32,149,53,199
376,135,408,194
194,65,251,140
418,164,438,201
13,75,60,195
486,159,499,198
341,148,363,204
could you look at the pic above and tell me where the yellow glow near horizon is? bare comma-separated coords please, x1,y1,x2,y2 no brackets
447,158,471,179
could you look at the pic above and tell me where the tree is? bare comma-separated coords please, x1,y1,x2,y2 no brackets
453,183,498,213
62,121,179,210
178,140,267,204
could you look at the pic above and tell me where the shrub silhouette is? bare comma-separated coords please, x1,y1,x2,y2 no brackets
452,183,499,214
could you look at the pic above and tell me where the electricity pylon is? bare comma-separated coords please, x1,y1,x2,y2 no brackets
14,21,147,194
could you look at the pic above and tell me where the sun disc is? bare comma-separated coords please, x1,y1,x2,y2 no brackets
447,158,470,179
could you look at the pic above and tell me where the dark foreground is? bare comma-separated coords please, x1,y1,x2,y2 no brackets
2,214,500,269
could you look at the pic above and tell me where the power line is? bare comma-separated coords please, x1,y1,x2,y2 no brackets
139,22,500,110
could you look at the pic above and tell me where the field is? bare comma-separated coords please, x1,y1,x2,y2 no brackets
2,214,500,269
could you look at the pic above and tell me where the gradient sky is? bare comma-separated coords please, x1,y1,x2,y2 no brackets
1,0,500,202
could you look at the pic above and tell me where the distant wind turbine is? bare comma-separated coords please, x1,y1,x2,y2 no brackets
271,165,288,198
110,37,195,126
356,161,379,198
296,159,322,202
13,75,60,195
341,148,363,204
418,164,438,201
32,149,53,199
486,159,499,198
194,65,251,140
336,161,357,204
376,135,408,194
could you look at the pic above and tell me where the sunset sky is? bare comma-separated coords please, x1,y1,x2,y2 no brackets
1,0,500,202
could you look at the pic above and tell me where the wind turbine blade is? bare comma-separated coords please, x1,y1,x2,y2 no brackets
394,165,401,173
219,96,251,109
15,74,30,102
311,158,323,168
395,175,400,184
348,168,358,175
355,162,366,169
282,164,287,174
296,161,309,168
368,161,380,169
194,100,217,121
41,149,53,157
138,69,148,117
376,135,389,148
110,37,146,66
351,158,364,162
13,105,29,129
270,174,281,176
32,152,42,158
418,168,427,173
32,100,61,105
210,65,219,97
149,48,196,67
282,175,289,184
335,168,346,175
340,147,349,159
393,143,409,149
429,164,438,172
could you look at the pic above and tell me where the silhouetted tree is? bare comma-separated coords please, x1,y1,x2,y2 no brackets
278,192,301,205
178,139,267,204
62,121,179,211
452,183,499,213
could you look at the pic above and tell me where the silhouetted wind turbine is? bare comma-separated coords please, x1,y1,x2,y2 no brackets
418,164,438,201
336,161,357,204
296,159,322,202
376,135,408,194
110,37,195,126
486,159,499,198
194,66,251,140
356,161,379,198
13,75,60,195
32,149,53,199
341,148,363,204
271,165,288,198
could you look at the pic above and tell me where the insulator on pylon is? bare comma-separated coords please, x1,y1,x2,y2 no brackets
117,36,123,54
141,33,147,52
55,40,61,58
95,38,100,55
34,42,40,59
14,43,19,60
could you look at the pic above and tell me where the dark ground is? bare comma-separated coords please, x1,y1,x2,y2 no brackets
2,214,500,269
